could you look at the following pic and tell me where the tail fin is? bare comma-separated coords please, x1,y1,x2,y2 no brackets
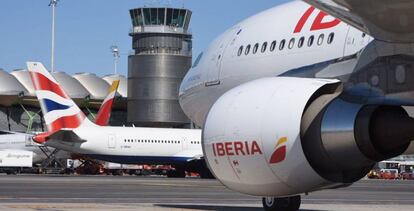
27,62,91,134
95,80,120,126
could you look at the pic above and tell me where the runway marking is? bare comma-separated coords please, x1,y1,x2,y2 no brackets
0,198,259,202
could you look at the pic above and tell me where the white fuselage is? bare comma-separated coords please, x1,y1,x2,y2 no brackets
47,122,203,165
0,132,70,164
179,1,372,127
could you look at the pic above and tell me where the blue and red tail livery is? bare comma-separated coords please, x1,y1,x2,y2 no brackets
27,62,86,134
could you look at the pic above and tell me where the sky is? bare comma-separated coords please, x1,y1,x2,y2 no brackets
0,0,289,76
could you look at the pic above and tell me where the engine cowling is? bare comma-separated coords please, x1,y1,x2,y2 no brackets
203,77,413,197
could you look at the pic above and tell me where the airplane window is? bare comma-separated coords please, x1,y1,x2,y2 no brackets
327,33,335,44
237,29,242,35
245,45,251,55
253,43,259,54
298,37,305,48
270,41,277,52
237,46,243,56
261,42,268,53
192,52,203,67
288,38,295,49
279,39,286,50
308,36,314,47
317,34,325,46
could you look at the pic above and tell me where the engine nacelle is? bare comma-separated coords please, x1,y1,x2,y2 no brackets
203,77,412,197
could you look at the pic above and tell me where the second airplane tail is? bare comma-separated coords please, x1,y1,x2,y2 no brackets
95,80,120,126
27,62,93,142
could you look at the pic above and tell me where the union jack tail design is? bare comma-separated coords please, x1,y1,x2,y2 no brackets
95,80,120,126
27,62,90,134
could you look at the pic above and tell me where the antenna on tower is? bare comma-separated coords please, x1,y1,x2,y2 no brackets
110,45,120,75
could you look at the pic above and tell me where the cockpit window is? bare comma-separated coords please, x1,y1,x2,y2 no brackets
192,52,203,67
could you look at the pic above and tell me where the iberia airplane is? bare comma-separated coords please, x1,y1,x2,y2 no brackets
179,0,414,210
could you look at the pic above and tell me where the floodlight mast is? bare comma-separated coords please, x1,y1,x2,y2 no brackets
111,45,120,75
49,0,59,73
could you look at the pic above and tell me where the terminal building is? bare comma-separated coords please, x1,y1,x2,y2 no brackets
128,7,192,128
0,68,127,133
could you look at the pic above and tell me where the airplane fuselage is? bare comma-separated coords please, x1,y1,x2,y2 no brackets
46,124,202,165
179,1,372,126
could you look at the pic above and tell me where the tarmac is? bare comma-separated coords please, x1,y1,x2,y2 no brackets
0,175,412,211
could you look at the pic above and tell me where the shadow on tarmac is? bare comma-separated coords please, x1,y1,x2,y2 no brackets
156,204,319,211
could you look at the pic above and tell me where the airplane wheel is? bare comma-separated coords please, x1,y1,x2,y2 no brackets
262,195,301,211
167,169,186,178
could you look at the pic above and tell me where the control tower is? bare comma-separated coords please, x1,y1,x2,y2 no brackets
128,8,192,127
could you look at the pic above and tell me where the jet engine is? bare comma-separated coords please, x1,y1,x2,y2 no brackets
203,77,413,197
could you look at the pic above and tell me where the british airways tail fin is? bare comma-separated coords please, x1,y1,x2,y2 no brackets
27,62,93,138
95,80,120,126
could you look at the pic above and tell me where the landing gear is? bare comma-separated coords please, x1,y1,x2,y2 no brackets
167,168,186,178
262,195,301,211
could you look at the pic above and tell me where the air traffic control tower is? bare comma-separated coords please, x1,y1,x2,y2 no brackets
128,8,192,127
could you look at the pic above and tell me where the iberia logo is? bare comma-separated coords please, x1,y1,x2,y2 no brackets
269,137,287,164
294,6,341,33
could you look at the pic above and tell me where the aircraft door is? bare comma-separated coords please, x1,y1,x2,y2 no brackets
108,134,116,149
343,26,372,56
182,137,188,150
205,26,241,86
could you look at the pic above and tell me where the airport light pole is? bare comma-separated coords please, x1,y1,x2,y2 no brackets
49,0,60,73
110,45,120,75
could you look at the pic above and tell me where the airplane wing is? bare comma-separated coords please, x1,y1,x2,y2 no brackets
303,0,414,43
47,129,86,143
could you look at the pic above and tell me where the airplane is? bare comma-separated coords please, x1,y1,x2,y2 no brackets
0,78,121,168
28,62,212,178
179,0,414,210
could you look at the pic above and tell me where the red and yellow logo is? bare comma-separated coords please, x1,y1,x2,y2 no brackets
269,137,287,164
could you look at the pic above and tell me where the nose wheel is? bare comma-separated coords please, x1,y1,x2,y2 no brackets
262,195,301,211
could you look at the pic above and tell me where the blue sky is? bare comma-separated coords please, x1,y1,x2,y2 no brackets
0,0,289,76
